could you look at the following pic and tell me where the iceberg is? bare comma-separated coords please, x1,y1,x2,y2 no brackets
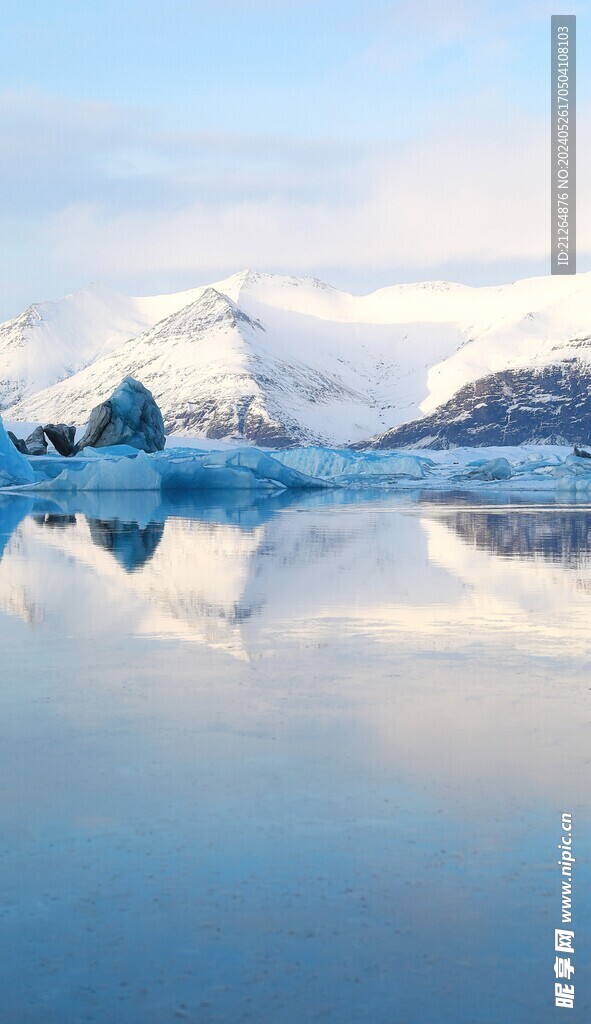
511,453,562,474
196,448,331,489
23,449,163,492
551,453,591,490
74,377,166,453
0,417,37,486
273,446,431,483
465,458,512,481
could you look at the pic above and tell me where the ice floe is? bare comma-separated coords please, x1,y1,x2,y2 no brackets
551,453,591,491
3,414,591,494
465,458,512,481
273,446,433,482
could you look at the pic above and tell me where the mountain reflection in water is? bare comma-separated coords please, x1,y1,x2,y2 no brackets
0,487,590,1024
439,507,591,563
1,489,591,653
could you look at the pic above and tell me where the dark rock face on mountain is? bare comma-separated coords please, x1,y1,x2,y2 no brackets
43,423,76,456
367,363,591,449
74,377,165,453
171,391,299,448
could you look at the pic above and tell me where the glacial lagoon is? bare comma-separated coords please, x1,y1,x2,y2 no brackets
1,489,590,1023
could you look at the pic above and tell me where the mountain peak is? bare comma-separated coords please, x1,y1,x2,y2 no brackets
144,286,264,341
220,269,339,296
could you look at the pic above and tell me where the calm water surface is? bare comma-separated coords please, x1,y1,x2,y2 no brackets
0,489,589,1024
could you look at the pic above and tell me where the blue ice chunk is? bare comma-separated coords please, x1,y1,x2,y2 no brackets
511,455,561,474
552,453,591,489
466,458,512,481
17,450,162,492
0,417,37,486
208,448,331,489
151,448,327,491
76,377,165,453
26,456,89,481
79,444,141,458
273,446,431,480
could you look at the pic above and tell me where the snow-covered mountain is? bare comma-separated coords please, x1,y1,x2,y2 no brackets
0,280,214,410
4,269,591,447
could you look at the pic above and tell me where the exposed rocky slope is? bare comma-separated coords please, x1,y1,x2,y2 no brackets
368,361,591,448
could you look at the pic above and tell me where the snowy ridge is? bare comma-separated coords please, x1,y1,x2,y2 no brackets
4,269,591,447
0,285,153,409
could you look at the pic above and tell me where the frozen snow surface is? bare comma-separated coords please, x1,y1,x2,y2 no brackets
2,413,591,495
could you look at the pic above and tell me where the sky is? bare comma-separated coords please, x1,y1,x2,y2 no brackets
0,0,589,318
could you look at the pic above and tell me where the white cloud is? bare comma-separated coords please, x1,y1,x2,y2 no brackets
44,117,589,283
0,90,588,313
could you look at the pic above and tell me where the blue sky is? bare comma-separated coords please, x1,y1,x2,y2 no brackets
0,0,589,316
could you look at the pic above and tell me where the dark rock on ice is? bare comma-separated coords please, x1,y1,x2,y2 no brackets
25,425,48,455
43,423,76,456
7,431,29,455
74,377,166,454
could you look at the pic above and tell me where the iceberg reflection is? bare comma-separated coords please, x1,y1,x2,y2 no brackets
1,492,591,660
